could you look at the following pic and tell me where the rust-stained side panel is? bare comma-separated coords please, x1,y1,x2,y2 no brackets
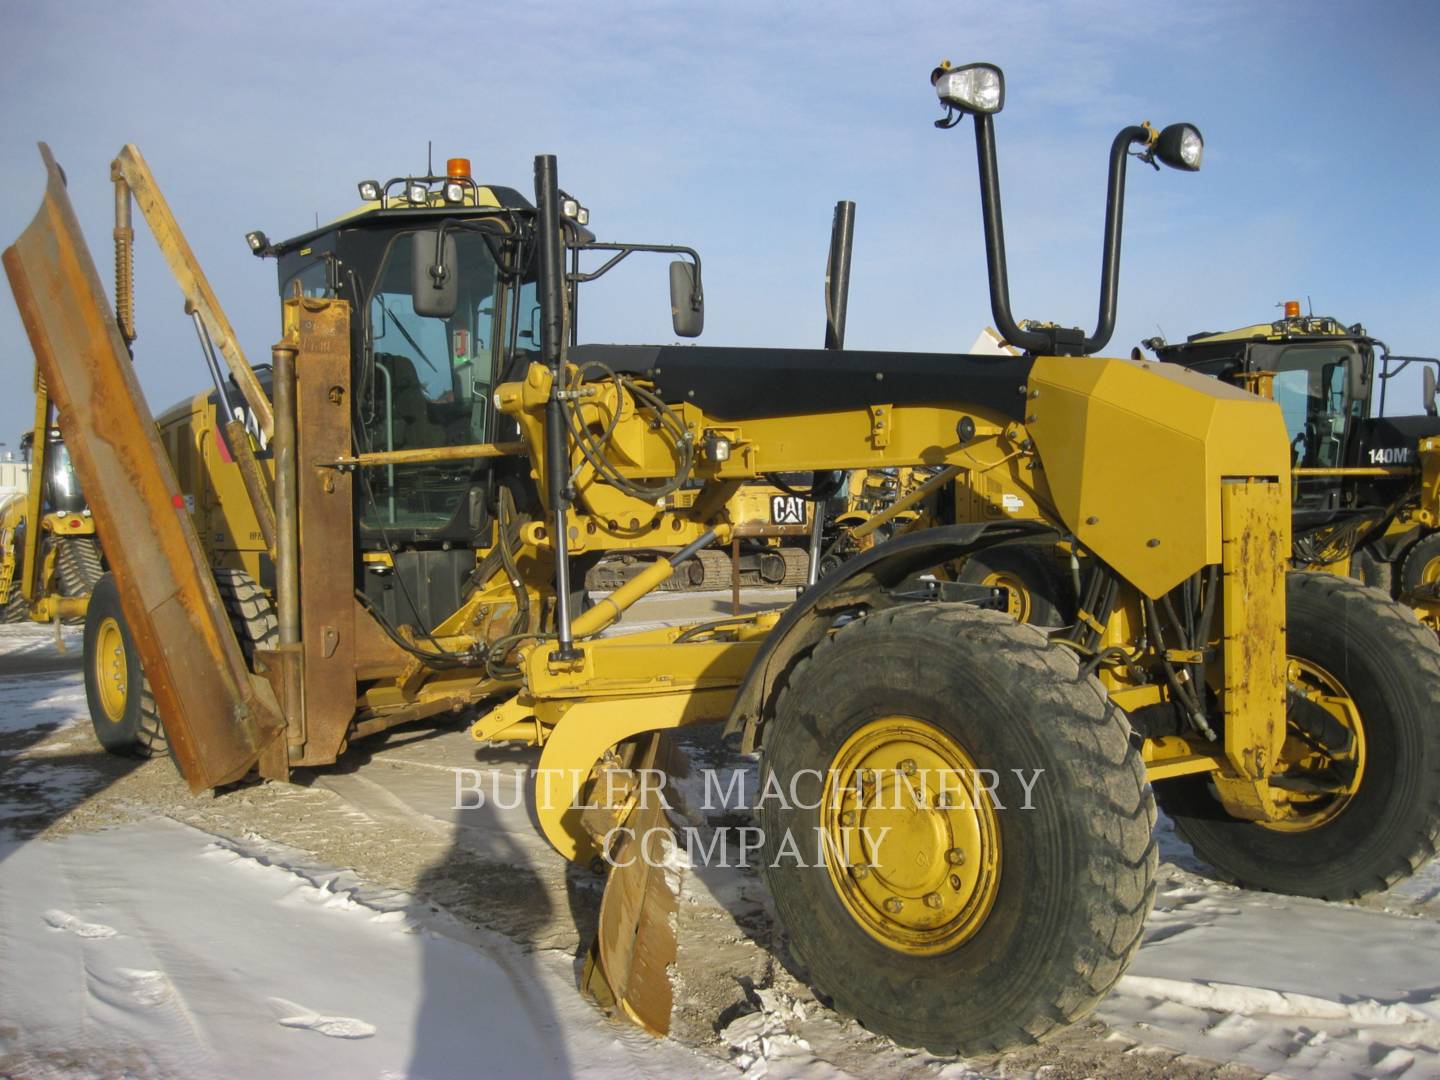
1221,479,1289,784
2,144,282,791
290,300,358,765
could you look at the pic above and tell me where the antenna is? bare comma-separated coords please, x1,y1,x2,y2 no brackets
427,141,434,177
1306,295,1313,317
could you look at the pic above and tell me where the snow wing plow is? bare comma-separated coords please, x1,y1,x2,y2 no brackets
2,144,282,790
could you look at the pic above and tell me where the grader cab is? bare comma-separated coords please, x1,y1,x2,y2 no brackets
5,60,1439,1055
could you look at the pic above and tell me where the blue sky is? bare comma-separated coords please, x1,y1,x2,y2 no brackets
2,0,1438,449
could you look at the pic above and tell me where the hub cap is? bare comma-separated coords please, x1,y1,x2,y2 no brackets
820,717,1001,955
95,616,128,724
980,570,1031,622
1262,657,1366,831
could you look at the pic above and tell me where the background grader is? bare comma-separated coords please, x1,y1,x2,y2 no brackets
5,60,1440,1056
0,422,104,624
1145,308,1440,629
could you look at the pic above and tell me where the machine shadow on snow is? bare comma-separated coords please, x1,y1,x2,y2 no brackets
408,735,577,1079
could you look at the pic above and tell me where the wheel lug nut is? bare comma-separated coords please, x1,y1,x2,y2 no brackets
840,810,855,826
946,848,965,865
899,759,917,776
924,892,942,909
852,864,869,879
883,896,903,914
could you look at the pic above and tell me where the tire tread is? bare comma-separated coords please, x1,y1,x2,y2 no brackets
763,601,1156,1054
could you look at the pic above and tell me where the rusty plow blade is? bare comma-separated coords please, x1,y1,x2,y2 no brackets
579,732,689,1037
2,144,283,790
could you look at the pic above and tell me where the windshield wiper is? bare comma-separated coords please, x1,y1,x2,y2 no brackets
375,295,440,374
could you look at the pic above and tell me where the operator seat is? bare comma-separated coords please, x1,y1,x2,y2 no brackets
379,354,446,450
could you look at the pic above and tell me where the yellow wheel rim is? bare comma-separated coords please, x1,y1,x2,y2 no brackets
1261,657,1366,832
1420,555,1440,587
1414,554,1440,630
981,570,1031,622
95,616,129,724
820,717,1001,956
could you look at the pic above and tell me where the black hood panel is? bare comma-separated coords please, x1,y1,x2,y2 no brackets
569,344,1033,422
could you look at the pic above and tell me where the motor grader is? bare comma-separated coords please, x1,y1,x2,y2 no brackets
6,60,1440,1057
0,421,105,623
587,479,816,592
1144,308,1440,630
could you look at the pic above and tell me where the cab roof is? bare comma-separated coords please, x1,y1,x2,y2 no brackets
1155,314,1372,360
272,183,533,255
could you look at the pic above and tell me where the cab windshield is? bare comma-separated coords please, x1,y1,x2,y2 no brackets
1257,342,1359,469
359,227,503,533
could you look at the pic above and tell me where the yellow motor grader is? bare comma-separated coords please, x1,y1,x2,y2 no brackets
6,60,1440,1057
0,420,105,623
1145,306,1440,630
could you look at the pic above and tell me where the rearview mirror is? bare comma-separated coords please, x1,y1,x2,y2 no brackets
412,230,458,319
669,260,704,338
1425,366,1437,417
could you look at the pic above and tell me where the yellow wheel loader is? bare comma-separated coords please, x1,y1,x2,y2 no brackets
6,60,1440,1057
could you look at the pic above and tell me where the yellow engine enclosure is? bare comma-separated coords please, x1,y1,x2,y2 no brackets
1028,355,1292,598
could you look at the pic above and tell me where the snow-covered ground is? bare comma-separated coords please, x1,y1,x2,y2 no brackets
2,615,1439,1079
0,821,729,1080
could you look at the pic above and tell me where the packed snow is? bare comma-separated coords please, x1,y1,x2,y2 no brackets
0,820,732,1079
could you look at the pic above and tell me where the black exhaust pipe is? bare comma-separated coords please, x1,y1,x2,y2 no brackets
535,154,581,660
824,200,855,350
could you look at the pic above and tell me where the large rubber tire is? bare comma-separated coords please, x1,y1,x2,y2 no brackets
214,566,279,663
1160,573,1440,899
759,603,1157,1054
55,536,104,598
958,541,1077,627
82,568,277,761
2,588,27,623
83,573,167,758
1349,544,1389,593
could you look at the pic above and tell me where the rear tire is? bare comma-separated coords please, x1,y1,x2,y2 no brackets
1160,573,1440,899
759,602,1156,1054
3,588,27,623
213,566,279,663
958,542,1077,626
83,573,167,758
82,568,277,761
